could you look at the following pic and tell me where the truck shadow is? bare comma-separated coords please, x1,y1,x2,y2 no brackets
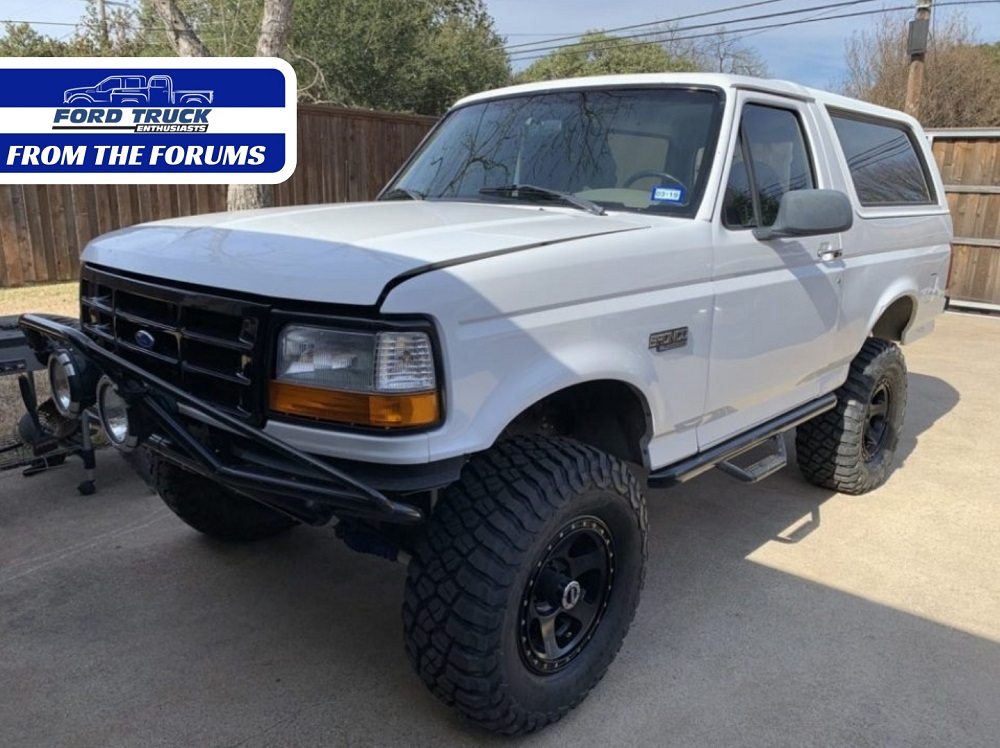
6,375,988,747
154,365,993,746
895,372,960,465
722,371,960,547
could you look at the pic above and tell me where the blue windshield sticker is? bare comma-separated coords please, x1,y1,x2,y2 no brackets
0,57,296,185
651,186,685,203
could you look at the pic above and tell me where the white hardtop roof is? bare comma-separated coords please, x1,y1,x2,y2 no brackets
452,73,921,129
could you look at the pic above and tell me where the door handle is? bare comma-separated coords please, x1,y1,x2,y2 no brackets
818,247,843,262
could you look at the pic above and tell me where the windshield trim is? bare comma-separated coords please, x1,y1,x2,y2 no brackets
379,84,727,220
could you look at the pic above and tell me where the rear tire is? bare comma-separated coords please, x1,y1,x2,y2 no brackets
402,437,647,735
152,457,298,541
796,338,907,494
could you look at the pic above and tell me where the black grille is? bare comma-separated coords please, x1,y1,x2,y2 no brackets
80,265,269,423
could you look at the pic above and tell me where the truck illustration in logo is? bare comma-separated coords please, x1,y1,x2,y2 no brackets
63,75,214,106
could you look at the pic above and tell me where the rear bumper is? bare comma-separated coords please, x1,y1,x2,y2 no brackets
19,313,425,526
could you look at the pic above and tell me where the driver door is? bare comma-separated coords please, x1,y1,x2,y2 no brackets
699,94,846,447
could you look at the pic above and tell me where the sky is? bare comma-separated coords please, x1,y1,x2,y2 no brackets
486,0,1000,88
2,0,1000,89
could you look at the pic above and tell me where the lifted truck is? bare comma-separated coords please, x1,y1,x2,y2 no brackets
21,74,951,735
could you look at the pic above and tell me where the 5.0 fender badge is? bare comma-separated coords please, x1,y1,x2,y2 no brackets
648,327,689,352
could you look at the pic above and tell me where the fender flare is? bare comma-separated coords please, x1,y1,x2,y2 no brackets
466,341,661,461
866,282,919,343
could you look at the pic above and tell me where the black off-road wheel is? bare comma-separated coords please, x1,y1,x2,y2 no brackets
402,437,647,735
152,457,298,541
796,338,907,494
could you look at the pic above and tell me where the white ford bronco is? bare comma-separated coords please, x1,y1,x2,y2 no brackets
21,74,952,734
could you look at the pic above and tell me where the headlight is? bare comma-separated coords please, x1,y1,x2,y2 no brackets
269,325,439,428
277,327,377,391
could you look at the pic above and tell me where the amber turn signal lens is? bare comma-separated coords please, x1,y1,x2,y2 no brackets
268,381,439,428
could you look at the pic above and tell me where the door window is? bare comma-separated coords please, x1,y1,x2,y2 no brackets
723,104,815,229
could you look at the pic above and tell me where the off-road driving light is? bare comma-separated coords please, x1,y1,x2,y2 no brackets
270,326,439,428
96,376,142,451
47,347,97,418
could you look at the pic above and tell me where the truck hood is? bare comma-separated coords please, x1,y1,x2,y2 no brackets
82,201,650,307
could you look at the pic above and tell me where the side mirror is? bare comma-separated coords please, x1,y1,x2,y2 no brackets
753,189,853,241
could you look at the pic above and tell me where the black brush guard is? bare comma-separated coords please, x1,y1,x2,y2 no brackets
18,313,423,526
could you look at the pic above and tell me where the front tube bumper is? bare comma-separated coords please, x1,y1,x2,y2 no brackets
18,313,423,525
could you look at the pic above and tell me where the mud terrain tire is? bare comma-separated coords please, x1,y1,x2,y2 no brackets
402,437,647,735
796,338,907,494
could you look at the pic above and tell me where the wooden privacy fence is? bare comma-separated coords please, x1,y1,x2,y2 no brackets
0,104,436,289
6,117,998,308
929,129,1000,310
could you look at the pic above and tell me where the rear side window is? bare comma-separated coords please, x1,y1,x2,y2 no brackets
829,111,934,206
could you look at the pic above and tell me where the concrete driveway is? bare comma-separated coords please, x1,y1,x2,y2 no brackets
1,311,998,747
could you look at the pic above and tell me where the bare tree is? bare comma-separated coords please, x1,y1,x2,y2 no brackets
149,0,212,57
691,27,769,76
651,24,769,77
842,12,1000,128
151,0,295,211
227,0,295,211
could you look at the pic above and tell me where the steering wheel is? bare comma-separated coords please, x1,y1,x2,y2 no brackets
623,170,687,191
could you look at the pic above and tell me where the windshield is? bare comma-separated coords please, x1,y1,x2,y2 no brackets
387,87,724,217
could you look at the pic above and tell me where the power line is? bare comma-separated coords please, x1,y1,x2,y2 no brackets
1,20,79,28
716,0,866,46
0,16,240,32
1,3,801,48
508,0,999,64
508,0,885,61
505,0,797,50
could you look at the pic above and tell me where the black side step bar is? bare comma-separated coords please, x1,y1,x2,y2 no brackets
648,393,838,487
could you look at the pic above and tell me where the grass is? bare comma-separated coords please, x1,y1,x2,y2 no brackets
0,283,79,318
1,283,80,441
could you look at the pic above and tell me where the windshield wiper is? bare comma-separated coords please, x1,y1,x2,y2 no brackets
380,187,426,201
479,184,606,216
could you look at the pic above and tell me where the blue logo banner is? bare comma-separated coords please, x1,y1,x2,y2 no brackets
0,57,297,184
0,68,286,108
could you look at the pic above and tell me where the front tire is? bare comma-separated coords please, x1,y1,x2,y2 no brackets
796,338,907,494
402,437,647,735
152,457,298,541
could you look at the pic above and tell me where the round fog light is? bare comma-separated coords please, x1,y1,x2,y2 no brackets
47,348,95,418
97,376,141,451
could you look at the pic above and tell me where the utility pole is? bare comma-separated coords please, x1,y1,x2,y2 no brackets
904,0,932,118
86,0,131,53
97,0,109,52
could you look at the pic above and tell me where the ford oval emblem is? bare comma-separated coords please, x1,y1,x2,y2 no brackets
134,330,156,350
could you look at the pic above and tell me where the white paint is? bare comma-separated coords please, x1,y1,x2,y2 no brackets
85,75,951,470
